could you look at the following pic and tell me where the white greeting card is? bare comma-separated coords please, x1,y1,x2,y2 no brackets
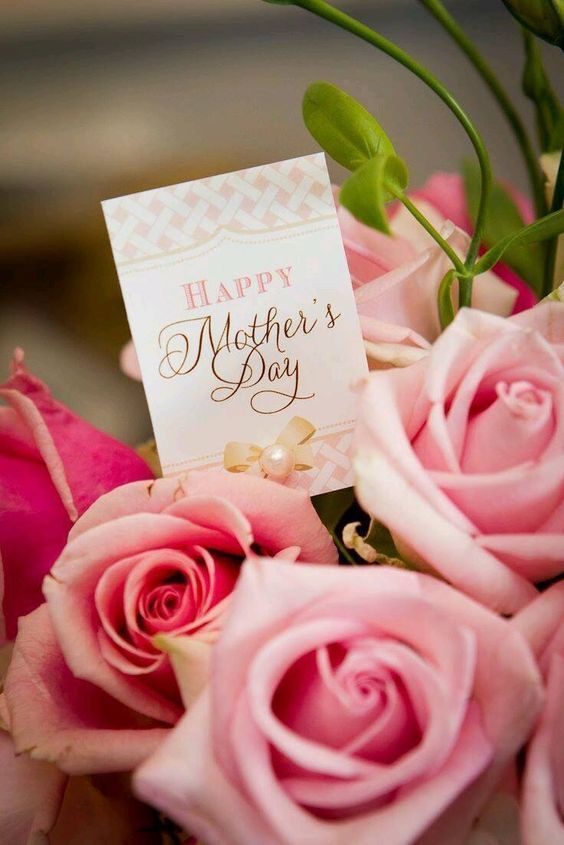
102,154,367,495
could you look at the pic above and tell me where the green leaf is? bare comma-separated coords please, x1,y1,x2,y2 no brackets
463,160,544,293
303,81,396,172
438,269,457,329
474,209,564,274
312,487,357,564
312,487,355,533
340,154,408,233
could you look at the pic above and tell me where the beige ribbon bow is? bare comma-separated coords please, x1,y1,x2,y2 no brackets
223,416,316,476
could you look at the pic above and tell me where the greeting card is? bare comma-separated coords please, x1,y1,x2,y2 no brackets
102,153,368,495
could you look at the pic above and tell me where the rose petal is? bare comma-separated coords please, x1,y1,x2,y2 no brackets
68,477,183,542
477,534,564,582
430,455,564,535
511,581,564,661
135,692,276,845
155,633,214,709
0,729,66,844
3,606,168,775
521,653,564,844
120,340,142,381
354,450,537,613
164,494,253,556
0,350,152,520
181,470,337,564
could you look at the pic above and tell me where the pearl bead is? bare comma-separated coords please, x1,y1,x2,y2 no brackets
259,443,295,479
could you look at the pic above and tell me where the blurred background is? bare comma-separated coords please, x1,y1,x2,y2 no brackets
1,0,562,444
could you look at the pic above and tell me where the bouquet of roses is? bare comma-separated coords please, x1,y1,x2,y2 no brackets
1,1,563,843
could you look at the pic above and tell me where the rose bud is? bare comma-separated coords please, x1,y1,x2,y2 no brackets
501,0,564,48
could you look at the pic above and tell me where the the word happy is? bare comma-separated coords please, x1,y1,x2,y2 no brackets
182,266,293,310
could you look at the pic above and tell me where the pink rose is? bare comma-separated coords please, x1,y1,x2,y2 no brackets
355,302,564,614
337,187,520,369
343,170,535,312
2,471,336,774
136,559,542,845
413,172,536,314
0,729,158,845
513,582,564,844
0,350,153,638
0,640,158,845
120,340,142,381
0,727,66,844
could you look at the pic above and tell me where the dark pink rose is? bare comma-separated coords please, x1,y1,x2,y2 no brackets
135,559,542,845
2,472,336,774
0,350,153,638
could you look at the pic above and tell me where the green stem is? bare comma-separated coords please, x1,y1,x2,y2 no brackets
418,0,546,218
522,30,561,152
293,0,491,295
543,150,564,296
395,192,466,275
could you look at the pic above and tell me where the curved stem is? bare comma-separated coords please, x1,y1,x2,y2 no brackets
395,192,466,275
418,0,546,218
543,150,564,296
294,0,491,288
330,528,357,564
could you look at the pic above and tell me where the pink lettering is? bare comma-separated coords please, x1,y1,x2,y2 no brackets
183,280,210,310
234,276,252,299
256,271,273,294
276,266,293,288
216,283,233,304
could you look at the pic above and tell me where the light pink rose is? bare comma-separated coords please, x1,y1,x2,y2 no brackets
337,184,520,368
135,558,542,845
513,582,564,844
120,340,142,381
413,172,536,314
355,302,564,615
2,471,336,774
0,350,153,639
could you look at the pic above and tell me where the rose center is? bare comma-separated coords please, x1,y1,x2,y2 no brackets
134,568,200,636
273,641,422,766
497,379,552,420
142,580,186,623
